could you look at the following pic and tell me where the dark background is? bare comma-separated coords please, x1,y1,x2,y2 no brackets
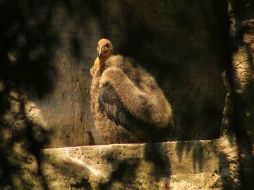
0,0,229,147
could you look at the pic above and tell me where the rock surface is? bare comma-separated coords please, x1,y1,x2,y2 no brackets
43,136,239,190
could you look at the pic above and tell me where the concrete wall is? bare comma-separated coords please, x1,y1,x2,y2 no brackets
42,136,239,189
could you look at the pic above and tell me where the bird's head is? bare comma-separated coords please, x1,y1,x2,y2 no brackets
97,38,113,62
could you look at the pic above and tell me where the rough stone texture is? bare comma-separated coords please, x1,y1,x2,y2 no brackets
228,0,254,90
227,2,254,188
229,2,254,92
232,46,252,91
42,136,239,190
0,89,50,190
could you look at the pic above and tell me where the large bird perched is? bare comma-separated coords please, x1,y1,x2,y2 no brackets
90,38,174,143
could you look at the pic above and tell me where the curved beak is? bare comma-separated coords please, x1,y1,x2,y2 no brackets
97,45,102,58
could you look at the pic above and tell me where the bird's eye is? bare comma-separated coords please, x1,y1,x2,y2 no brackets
105,44,110,48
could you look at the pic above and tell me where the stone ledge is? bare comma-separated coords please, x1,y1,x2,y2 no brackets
42,136,239,190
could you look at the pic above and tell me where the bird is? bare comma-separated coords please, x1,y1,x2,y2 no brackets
90,38,174,144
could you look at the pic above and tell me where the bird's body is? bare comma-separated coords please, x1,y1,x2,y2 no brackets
90,39,174,143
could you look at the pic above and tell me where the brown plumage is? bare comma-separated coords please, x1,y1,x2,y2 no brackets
90,38,174,144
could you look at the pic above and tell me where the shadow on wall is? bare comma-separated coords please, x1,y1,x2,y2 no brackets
97,143,171,189
228,0,254,189
0,0,57,189
0,90,52,189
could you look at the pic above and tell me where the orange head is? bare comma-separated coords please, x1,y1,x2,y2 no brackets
97,38,113,61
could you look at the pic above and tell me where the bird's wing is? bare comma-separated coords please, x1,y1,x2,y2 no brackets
99,82,167,141
98,82,128,126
